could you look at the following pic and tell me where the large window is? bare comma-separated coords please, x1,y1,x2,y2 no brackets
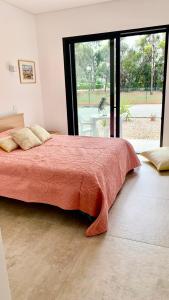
63,25,169,153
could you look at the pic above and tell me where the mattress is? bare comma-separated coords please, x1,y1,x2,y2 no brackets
0,134,140,236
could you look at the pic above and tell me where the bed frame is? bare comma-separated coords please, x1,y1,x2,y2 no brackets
0,113,24,132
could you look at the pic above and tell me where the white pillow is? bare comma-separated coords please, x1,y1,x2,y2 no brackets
0,136,18,152
141,147,169,171
11,128,42,151
30,125,51,143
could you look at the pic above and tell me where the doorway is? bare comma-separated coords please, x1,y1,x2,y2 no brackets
63,25,169,152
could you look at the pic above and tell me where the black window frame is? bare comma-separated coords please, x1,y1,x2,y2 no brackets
63,24,169,145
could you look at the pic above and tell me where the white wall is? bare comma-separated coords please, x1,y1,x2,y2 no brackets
0,1,44,126
37,0,169,145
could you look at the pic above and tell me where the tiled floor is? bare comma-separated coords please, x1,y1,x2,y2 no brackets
0,157,169,300
0,232,11,300
128,139,160,153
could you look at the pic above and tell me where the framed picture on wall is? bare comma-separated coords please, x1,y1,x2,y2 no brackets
18,60,36,84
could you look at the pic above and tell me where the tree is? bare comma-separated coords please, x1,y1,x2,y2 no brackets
136,33,164,93
75,34,165,93
96,43,110,91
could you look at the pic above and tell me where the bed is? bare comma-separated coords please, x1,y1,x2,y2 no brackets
0,114,140,236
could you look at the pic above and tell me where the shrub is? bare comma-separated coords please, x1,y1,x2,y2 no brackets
120,104,131,121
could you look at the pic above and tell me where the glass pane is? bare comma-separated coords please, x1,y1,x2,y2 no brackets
75,40,111,137
120,33,166,152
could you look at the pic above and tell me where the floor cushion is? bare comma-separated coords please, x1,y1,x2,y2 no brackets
141,147,169,171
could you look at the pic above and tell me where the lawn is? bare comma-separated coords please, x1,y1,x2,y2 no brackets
77,90,162,106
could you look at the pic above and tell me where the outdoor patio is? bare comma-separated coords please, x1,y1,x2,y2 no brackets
78,104,162,153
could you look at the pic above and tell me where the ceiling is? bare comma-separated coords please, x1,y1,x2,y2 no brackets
3,0,113,14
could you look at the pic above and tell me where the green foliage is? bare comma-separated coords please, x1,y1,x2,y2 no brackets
95,80,104,89
120,33,165,91
100,119,108,127
75,41,110,91
77,82,90,90
75,33,165,93
120,104,131,121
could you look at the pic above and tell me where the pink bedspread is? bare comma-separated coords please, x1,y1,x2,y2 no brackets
0,134,140,236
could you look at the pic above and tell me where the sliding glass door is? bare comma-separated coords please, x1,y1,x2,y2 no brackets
75,40,111,137
120,32,167,152
63,25,168,152
64,35,117,138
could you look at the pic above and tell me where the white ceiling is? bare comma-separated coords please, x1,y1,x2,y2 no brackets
3,0,113,14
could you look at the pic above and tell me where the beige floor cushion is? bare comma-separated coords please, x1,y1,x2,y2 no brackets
0,136,18,152
11,128,42,151
141,147,169,171
30,125,51,143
